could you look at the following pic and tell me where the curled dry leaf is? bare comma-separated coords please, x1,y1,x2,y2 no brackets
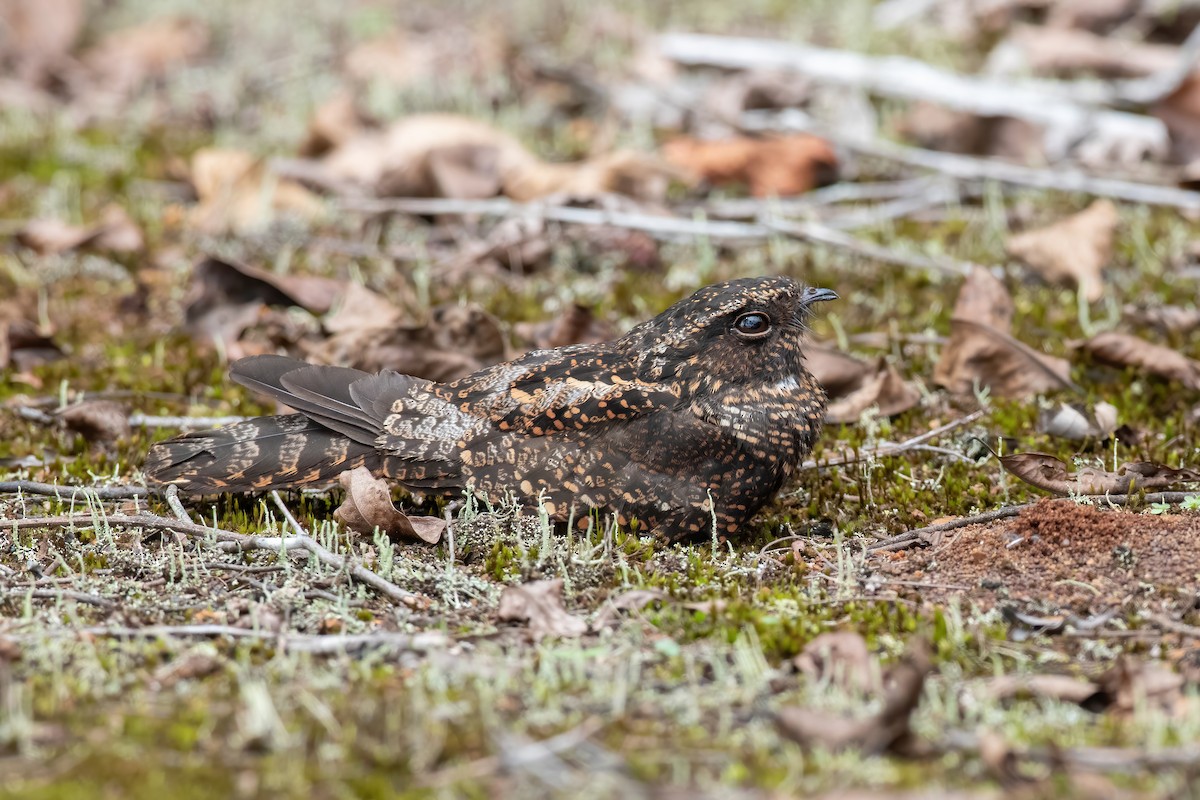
776,638,932,755
15,205,143,255
1037,401,1118,441
805,345,920,424
662,134,838,197
998,452,1200,495
1077,331,1200,390
1006,200,1117,303
334,466,445,544
55,400,131,444
793,631,875,692
320,113,677,203
825,360,921,424
188,148,323,234
496,578,588,640
934,267,1075,399
1123,303,1200,335
184,256,343,353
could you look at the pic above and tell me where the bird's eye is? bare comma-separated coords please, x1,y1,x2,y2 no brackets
733,312,772,337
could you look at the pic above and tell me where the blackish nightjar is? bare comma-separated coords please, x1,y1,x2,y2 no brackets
145,276,837,541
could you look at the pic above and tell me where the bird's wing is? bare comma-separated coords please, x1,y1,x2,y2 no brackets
436,345,678,436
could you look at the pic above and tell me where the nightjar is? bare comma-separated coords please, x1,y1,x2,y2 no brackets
145,276,836,541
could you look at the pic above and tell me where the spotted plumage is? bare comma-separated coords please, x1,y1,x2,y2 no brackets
144,277,836,541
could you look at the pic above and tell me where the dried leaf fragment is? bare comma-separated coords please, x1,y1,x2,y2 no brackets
497,578,587,640
1077,331,1200,390
1006,200,1117,302
999,452,1200,495
334,467,445,544
793,631,875,692
934,267,1075,398
188,148,323,234
776,638,932,754
662,134,838,196
56,400,131,444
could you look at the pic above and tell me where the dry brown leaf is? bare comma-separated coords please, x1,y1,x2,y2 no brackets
1088,657,1188,717
15,205,144,255
188,148,323,234
56,400,131,444
1037,401,1118,441
1006,200,1117,303
999,25,1177,80
150,648,224,690
1123,304,1200,335
1077,331,1200,390
321,114,677,203
334,466,445,544
320,282,405,335
183,257,344,353
776,638,932,754
793,631,876,693
496,578,588,640
805,344,874,397
702,69,813,123
298,92,378,158
1,315,63,371
934,267,1075,398
1045,0,1140,32
81,16,209,97
896,102,1044,162
0,0,85,84
591,588,667,630
662,134,838,197
998,452,1200,495
825,360,921,424
805,345,921,423
981,673,1099,706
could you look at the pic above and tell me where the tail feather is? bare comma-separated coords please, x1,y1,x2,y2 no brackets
145,355,398,496
145,413,380,495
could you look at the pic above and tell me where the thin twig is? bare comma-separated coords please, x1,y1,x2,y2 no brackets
1146,614,1200,640
1,588,116,609
658,32,1168,161
128,414,248,429
7,512,417,603
1,625,447,653
745,110,1200,211
804,409,987,471
164,484,192,523
0,480,148,499
339,196,978,276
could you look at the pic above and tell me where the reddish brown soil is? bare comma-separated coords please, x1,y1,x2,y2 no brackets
881,499,1200,614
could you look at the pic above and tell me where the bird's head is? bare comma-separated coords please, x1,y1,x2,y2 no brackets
625,276,837,394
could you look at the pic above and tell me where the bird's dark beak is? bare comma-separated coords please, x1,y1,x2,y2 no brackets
803,287,839,305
